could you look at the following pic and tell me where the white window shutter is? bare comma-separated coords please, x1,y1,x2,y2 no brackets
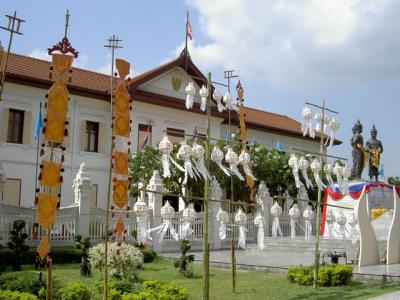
98,122,106,153
1,108,9,143
22,110,32,145
81,120,87,151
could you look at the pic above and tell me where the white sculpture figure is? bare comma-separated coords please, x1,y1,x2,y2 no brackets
271,201,283,238
182,203,197,239
158,135,184,178
192,142,211,180
211,146,230,176
223,91,238,111
239,149,257,180
311,158,325,190
134,182,149,245
325,209,336,240
235,208,248,249
301,106,315,138
342,165,351,195
185,81,196,109
199,85,208,112
333,163,343,192
324,163,335,187
225,148,244,181
213,90,226,113
325,117,340,149
254,212,266,250
177,141,197,185
288,153,302,189
336,211,347,240
348,212,359,244
303,205,314,241
289,203,301,239
299,157,313,189
216,207,230,240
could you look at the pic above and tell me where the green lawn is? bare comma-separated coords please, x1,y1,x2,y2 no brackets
6,258,400,300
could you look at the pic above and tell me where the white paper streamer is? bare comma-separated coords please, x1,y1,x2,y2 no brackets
225,148,244,181
288,154,302,189
325,117,340,149
315,112,323,133
235,208,247,249
325,209,335,240
185,82,195,109
271,202,283,238
299,157,313,189
223,91,238,111
136,216,149,245
211,146,231,176
177,142,197,185
288,203,301,240
348,213,359,244
239,149,257,180
213,90,226,113
333,163,343,192
181,204,196,239
336,212,347,240
159,135,174,178
199,85,208,112
254,212,265,250
311,158,326,190
216,207,229,240
302,106,315,138
342,165,351,195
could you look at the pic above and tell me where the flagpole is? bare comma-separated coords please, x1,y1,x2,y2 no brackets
185,11,189,71
34,102,42,201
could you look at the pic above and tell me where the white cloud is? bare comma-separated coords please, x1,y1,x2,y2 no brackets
181,0,399,90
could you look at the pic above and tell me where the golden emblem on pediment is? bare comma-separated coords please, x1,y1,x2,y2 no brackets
171,77,181,91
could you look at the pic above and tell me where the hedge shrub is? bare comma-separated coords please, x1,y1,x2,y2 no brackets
287,265,353,286
0,290,38,300
58,283,91,300
0,272,45,295
121,280,188,300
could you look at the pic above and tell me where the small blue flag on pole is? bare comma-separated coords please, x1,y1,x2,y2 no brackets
193,125,198,140
379,164,385,177
34,105,43,140
140,123,151,151
275,141,283,151
225,130,230,142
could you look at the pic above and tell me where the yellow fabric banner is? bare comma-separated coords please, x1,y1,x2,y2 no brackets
36,193,58,229
39,160,61,188
113,180,128,209
37,236,50,260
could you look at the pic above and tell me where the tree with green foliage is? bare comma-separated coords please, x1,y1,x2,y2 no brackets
388,176,400,186
174,239,195,278
74,235,91,276
7,220,29,271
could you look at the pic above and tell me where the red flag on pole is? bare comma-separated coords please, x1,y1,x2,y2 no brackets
186,14,192,40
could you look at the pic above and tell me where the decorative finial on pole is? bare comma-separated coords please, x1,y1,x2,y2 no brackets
48,9,78,58
64,9,70,38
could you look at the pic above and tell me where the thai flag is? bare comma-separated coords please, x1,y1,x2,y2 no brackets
141,125,151,150
193,125,198,140
187,14,192,40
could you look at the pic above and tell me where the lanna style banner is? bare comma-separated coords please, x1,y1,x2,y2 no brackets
111,59,133,251
34,32,78,262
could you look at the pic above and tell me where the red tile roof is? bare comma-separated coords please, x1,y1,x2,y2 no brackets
3,52,340,144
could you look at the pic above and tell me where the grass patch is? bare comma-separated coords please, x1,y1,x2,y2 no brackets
3,258,400,300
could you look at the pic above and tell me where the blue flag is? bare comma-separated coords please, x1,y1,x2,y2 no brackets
275,141,283,151
34,106,43,140
379,164,385,177
225,130,230,142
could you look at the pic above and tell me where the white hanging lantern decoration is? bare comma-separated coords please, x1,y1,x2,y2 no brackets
239,149,257,180
303,205,314,241
192,142,211,180
148,201,178,242
310,158,326,190
211,146,231,176
288,153,302,189
324,163,335,187
185,81,196,109
199,85,208,112
336,212,347,240
271,201,283,238
235,208,248,249
342,165,351,195
216,207,230,240
301,106,315,138
288,203,301,240
348,212,359,244
315,112,323,133
333,163,343,191
325,117,340,149
299,157,313,189
225,148,244,181
159,135,184,178
254,212,265,250
325,209,336,240
181,203,197,239
223,91,238,111
134,183,149,245
213,90,226,112
177,141,197,185
256,181,270,208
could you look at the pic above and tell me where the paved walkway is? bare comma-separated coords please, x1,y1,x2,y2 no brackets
370,290,400,300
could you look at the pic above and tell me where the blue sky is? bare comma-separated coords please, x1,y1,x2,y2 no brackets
1,0,399,178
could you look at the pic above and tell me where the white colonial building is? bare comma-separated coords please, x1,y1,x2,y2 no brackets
0,51,331,209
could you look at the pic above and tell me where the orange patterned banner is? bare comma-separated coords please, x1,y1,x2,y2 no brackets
114,151,129,175
113,113,130,137
114,84,130,115
40,160,61,188
36,193,58,229
113,180,129,209
45,79,68,143
37,236,50,260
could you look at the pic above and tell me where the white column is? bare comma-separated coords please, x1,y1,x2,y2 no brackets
72,163,92,237
210,177,222,250
147,170,163,252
